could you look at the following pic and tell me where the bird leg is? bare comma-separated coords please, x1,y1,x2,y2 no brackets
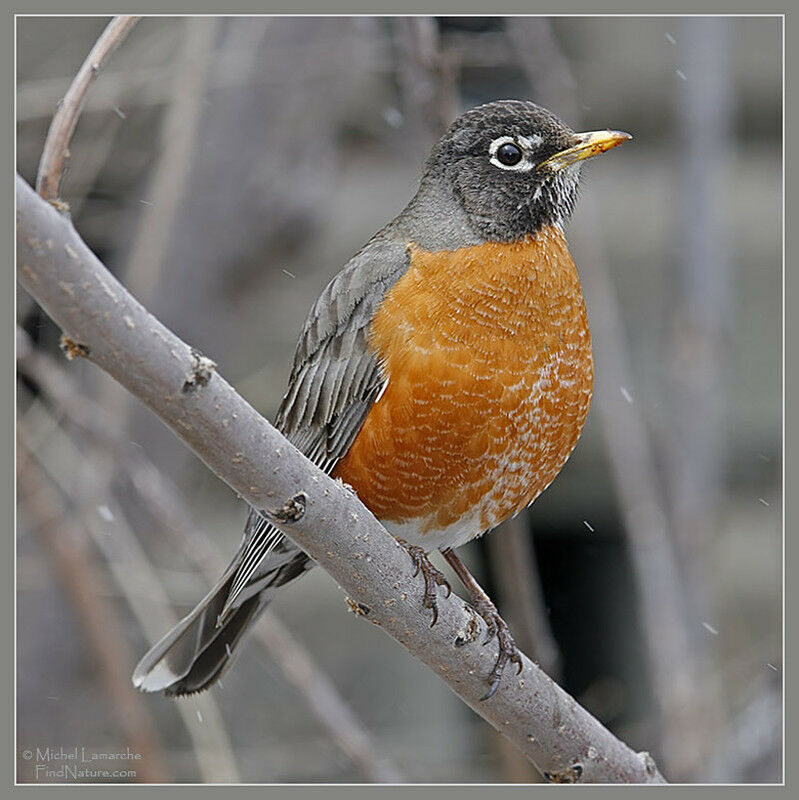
441,548,523,701
396,539,451,626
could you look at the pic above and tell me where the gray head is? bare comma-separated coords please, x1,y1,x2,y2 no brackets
420,100,631,243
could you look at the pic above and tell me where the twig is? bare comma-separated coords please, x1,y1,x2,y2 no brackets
249,613,403,782
572,217,702,777
20,315,239,780
35,16,140,203
16,30,540,126
17,327,404,782
60,112,125,220
17,442,169,783
484,515,561,780
17,174,666,783
18,67,168,123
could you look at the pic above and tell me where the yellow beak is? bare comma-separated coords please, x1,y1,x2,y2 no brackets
538,129,632,171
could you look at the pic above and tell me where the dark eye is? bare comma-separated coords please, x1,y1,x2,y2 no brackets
496,142,522,166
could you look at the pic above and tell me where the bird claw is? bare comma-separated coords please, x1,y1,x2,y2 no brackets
470,596,524,701
397,539,451,626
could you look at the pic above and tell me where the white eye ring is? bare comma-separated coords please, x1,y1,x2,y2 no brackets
488,135,537,172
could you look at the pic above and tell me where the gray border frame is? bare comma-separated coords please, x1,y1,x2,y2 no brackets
7,1,788,797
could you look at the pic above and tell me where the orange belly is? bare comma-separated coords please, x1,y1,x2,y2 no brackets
332,225,593,540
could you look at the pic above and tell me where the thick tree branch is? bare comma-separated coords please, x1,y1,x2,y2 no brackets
17,326,403,782
16,173,665,784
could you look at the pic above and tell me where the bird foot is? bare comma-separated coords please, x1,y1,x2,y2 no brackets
397,539,451,626
470,595,523,701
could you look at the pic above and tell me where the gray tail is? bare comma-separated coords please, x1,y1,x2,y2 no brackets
132,549,311,696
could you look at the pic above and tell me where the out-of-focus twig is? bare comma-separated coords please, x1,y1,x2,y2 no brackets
123,16,216,301
17,326,404,782
61,112,124,220
20,316,239,780
18,67,168,122
666,16,734,629
487,517,560,783
703,675,782,782
393,17,460,141
487,512,561,681
16,32,522,125
35,15,140,202
18,412,241,783
244,611,404,782
506,16,715,779
17,441,168,783
485,515,556,782
571,217,702,778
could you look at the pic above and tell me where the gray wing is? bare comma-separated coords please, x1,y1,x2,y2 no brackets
221,232,410,616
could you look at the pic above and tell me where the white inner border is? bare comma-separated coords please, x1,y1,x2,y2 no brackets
488,135,537,172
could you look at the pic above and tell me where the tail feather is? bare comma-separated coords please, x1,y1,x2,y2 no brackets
163,595,265,697
133,546,313,696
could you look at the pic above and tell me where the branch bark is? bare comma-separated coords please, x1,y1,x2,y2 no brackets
16,173,665,784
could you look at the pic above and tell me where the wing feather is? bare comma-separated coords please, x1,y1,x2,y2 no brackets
220,232,410,618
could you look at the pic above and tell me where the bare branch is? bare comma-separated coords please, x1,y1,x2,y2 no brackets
17,327,403,782
19,416,241,782
17,173,665,784
35,15,140,202
17,442,169,783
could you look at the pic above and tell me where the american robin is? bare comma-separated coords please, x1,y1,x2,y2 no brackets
133,100,630,700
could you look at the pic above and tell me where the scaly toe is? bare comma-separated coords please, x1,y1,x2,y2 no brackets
472,603,523,701
397,539,451,627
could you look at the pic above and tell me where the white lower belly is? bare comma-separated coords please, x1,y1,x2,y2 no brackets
380,508,488,552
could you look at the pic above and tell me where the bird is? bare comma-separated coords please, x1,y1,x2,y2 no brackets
133,99,630,701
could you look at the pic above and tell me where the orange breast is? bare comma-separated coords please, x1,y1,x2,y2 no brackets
332,224,593,536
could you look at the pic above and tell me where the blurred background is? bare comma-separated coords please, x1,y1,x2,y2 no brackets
16,16,782,784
